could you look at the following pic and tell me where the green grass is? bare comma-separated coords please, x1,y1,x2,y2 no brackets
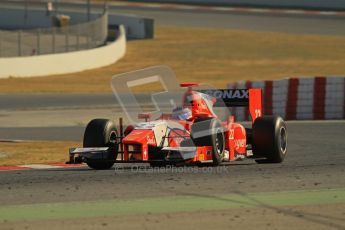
1,188,344,222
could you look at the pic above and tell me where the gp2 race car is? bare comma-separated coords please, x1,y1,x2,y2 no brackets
67,83,287,170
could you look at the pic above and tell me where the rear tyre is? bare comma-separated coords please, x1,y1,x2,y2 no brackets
83,119,119,170
252,116,287,163
191,118,225,166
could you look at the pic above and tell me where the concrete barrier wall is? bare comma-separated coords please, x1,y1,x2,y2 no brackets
0,25,126,78
228,77,345,121
126,0,345,10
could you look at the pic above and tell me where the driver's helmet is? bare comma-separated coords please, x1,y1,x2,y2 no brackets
172,106,192,120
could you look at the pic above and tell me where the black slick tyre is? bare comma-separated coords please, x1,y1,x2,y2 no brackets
83,119,118,169
191,117,225,166
252,116,287,163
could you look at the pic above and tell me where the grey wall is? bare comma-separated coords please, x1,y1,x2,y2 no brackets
125,0,345,10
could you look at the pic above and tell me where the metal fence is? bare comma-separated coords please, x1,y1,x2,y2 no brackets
0,10,108,57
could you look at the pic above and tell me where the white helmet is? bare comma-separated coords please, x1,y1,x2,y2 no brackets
172,106,192,120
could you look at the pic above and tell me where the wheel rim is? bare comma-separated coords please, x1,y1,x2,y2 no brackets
109,131,117,146
280,126,287,154
215,128,224,154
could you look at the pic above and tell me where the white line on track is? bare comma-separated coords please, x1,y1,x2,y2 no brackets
21,164,63,169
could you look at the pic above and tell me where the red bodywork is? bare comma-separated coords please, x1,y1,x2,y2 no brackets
119,85,262,163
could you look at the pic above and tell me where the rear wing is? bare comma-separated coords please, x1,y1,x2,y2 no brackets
199,89,263,122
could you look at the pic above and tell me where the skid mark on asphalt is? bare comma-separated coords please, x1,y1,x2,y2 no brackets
165,189,345,229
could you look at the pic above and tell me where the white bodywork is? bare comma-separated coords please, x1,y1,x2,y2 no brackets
135,120,189,147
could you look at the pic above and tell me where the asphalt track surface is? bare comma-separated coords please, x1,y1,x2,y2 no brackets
1,121,344,204
0,93,116,110
50,3,345,35
3,1,345,35
107,5,345,35
59,3,345,35
0,121,344,229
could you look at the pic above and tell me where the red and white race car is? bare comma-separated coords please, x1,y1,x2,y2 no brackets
68,82,287,170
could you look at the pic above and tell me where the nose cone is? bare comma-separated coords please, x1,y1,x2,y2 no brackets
123,129,156,145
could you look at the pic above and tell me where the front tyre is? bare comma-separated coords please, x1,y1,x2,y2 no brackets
83,119,119,169
252,116,287,163
191,118,225,166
